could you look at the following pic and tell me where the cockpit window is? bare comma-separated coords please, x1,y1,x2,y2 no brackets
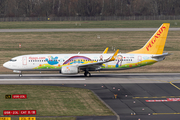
10,59,17,62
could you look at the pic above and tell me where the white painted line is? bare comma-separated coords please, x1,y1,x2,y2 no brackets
0,74,82,76
0,79,85,81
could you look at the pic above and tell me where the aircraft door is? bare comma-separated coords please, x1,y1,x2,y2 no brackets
138,56,142,64
22,57,27,65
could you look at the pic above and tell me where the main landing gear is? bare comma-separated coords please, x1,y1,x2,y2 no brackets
19,73,22,77
84,71,91,77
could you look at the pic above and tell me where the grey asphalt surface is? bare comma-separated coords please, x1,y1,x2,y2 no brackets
60,83,180,120
1,73,180,120
0,73,180,84
0,28,180,32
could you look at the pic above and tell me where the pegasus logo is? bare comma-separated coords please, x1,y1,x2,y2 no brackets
146,25,166,51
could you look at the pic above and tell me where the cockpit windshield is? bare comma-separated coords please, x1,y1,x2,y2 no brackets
10,59,17,62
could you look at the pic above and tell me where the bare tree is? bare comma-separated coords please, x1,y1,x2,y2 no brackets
0,0,6,17
0,0,180,17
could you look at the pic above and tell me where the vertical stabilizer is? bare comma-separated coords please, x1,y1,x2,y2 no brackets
128,23,170,55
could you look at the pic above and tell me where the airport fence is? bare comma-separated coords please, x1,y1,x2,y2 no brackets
0,15,180,21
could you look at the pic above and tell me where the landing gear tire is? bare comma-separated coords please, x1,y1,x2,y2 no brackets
84,72,87,77
84,71,91,77
88,73,91,77
19,74,22,77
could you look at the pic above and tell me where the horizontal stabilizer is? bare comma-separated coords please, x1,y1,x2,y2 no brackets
152,53,171,58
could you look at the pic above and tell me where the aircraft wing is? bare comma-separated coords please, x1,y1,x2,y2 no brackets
78,49,119,71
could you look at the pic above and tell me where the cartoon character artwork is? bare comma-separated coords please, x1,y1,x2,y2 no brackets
45,56,59,65
100,55,103,61
116,55,123,68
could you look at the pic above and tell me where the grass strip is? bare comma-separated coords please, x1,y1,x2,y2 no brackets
0,20,180,29
0,85,114,116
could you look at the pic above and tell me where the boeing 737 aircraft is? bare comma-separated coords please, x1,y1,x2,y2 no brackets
3,23,170,77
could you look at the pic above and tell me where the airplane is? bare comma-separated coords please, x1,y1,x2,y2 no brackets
3,23,170,77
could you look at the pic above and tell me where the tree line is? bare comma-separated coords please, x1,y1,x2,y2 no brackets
0,0,180,17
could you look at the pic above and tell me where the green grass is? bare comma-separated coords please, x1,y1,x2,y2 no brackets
35,118,75,120
0,31,179,52
0,85,114,117
0,20,180,29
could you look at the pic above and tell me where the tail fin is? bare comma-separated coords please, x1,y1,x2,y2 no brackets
128,23,170,55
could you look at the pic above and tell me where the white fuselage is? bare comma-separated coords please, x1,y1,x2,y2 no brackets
3,53,162,73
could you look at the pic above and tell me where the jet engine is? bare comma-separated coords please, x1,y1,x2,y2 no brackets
61,66,79,74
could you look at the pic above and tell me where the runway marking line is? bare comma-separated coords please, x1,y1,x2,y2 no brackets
0,79,85,81
133,96,180,99
153,113,180,115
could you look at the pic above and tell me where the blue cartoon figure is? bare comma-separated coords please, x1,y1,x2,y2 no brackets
45,56,59,65
116,55,123,68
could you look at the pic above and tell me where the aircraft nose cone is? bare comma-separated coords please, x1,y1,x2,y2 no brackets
3,62,9,68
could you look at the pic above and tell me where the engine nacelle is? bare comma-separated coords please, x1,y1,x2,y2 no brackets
61,66,78,74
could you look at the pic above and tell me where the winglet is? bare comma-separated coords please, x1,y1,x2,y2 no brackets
103,47,109,54
108,49,119,61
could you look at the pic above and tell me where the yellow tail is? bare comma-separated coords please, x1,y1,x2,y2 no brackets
128,23,170,55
